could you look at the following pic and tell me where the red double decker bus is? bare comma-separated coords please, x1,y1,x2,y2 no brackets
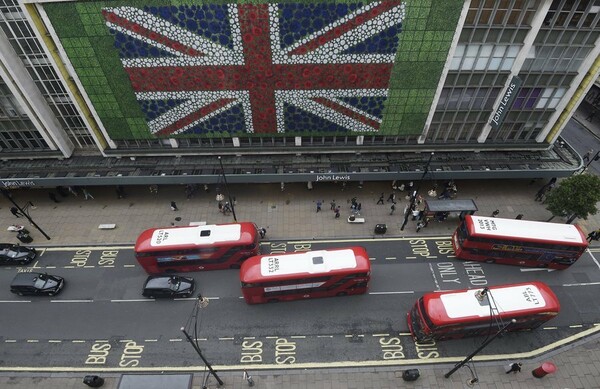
407,281,560,342
452,215,587,269
134,222,260,274
240,247,371,304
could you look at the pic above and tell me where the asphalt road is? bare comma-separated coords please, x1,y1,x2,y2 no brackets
0,238,599,371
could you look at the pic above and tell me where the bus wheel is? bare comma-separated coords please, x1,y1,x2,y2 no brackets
267,298,279,303
484,259,495,264
229,264,241,269
336,292,348,297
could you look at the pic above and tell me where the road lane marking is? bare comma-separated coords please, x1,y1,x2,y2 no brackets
385,257,396,260
369,291,414,295
0,300,31,303
44,246,134,251
520,268,555,272
290,336,306,339
4,340,16,343
169,339,183,342
110,299,153,303
588,249,600,271
287,237,451,244
124,265,136,268
219,337,234,341
51,300,93,303
372,334,390,337
48,340,62,343
72,340,85,343
569,324,583,328
145,339,158,342
563,282,600,287
543,327,558,330
317,335,333,338
26,340,39,343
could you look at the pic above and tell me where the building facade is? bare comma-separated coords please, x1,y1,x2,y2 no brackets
0,0,599,185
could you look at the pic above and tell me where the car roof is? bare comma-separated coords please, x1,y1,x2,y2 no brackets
11,272,44,286
145,276,192,289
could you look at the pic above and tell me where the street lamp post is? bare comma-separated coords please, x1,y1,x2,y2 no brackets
181,326,224,386
444,288,516,379
400,152,434,231
218,156,237,222
1,189,51,240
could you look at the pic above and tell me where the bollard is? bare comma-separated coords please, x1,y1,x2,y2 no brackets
532,362,556,378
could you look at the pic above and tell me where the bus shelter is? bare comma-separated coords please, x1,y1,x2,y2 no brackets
423,199,478,222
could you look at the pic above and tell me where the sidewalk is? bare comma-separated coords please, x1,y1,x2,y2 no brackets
1,178,600,388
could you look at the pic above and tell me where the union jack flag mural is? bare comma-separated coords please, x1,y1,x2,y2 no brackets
102,2,406,136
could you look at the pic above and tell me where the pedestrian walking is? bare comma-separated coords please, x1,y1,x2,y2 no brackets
505,362,522,374
390,204,396,215
316,200,322,212
82,188,94,200
534,186,546,201
357,203,362,212
68,186,79,196
330,200,336,211
491,209,499,217
10,207,21,218
387,193,396,204
583,149,593,162
48,192,60,203
334,207,340,219
259,227,267,239
416,221,425,232
412,206,420,221
377,193,384,205
116,185,126,199
170,201,178,211
223,202,231,214
218,201,223,213
588,230,600,242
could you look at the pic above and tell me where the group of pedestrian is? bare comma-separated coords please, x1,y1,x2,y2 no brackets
438,180,458,200
588,229,600,242
218,201,232,215
46,186,93,203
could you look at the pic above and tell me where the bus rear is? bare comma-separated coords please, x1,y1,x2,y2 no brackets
135,222,259,274
407,281,560,341
453,215,587,269
240,247,371,304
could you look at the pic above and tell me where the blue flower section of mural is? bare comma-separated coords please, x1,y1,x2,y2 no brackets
278,2,363,48
143,5,234,49
183,104,246,135
110,30,177,58
139,99,188,121
284,103,350,133
338,96,386,118
342,25,401,55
